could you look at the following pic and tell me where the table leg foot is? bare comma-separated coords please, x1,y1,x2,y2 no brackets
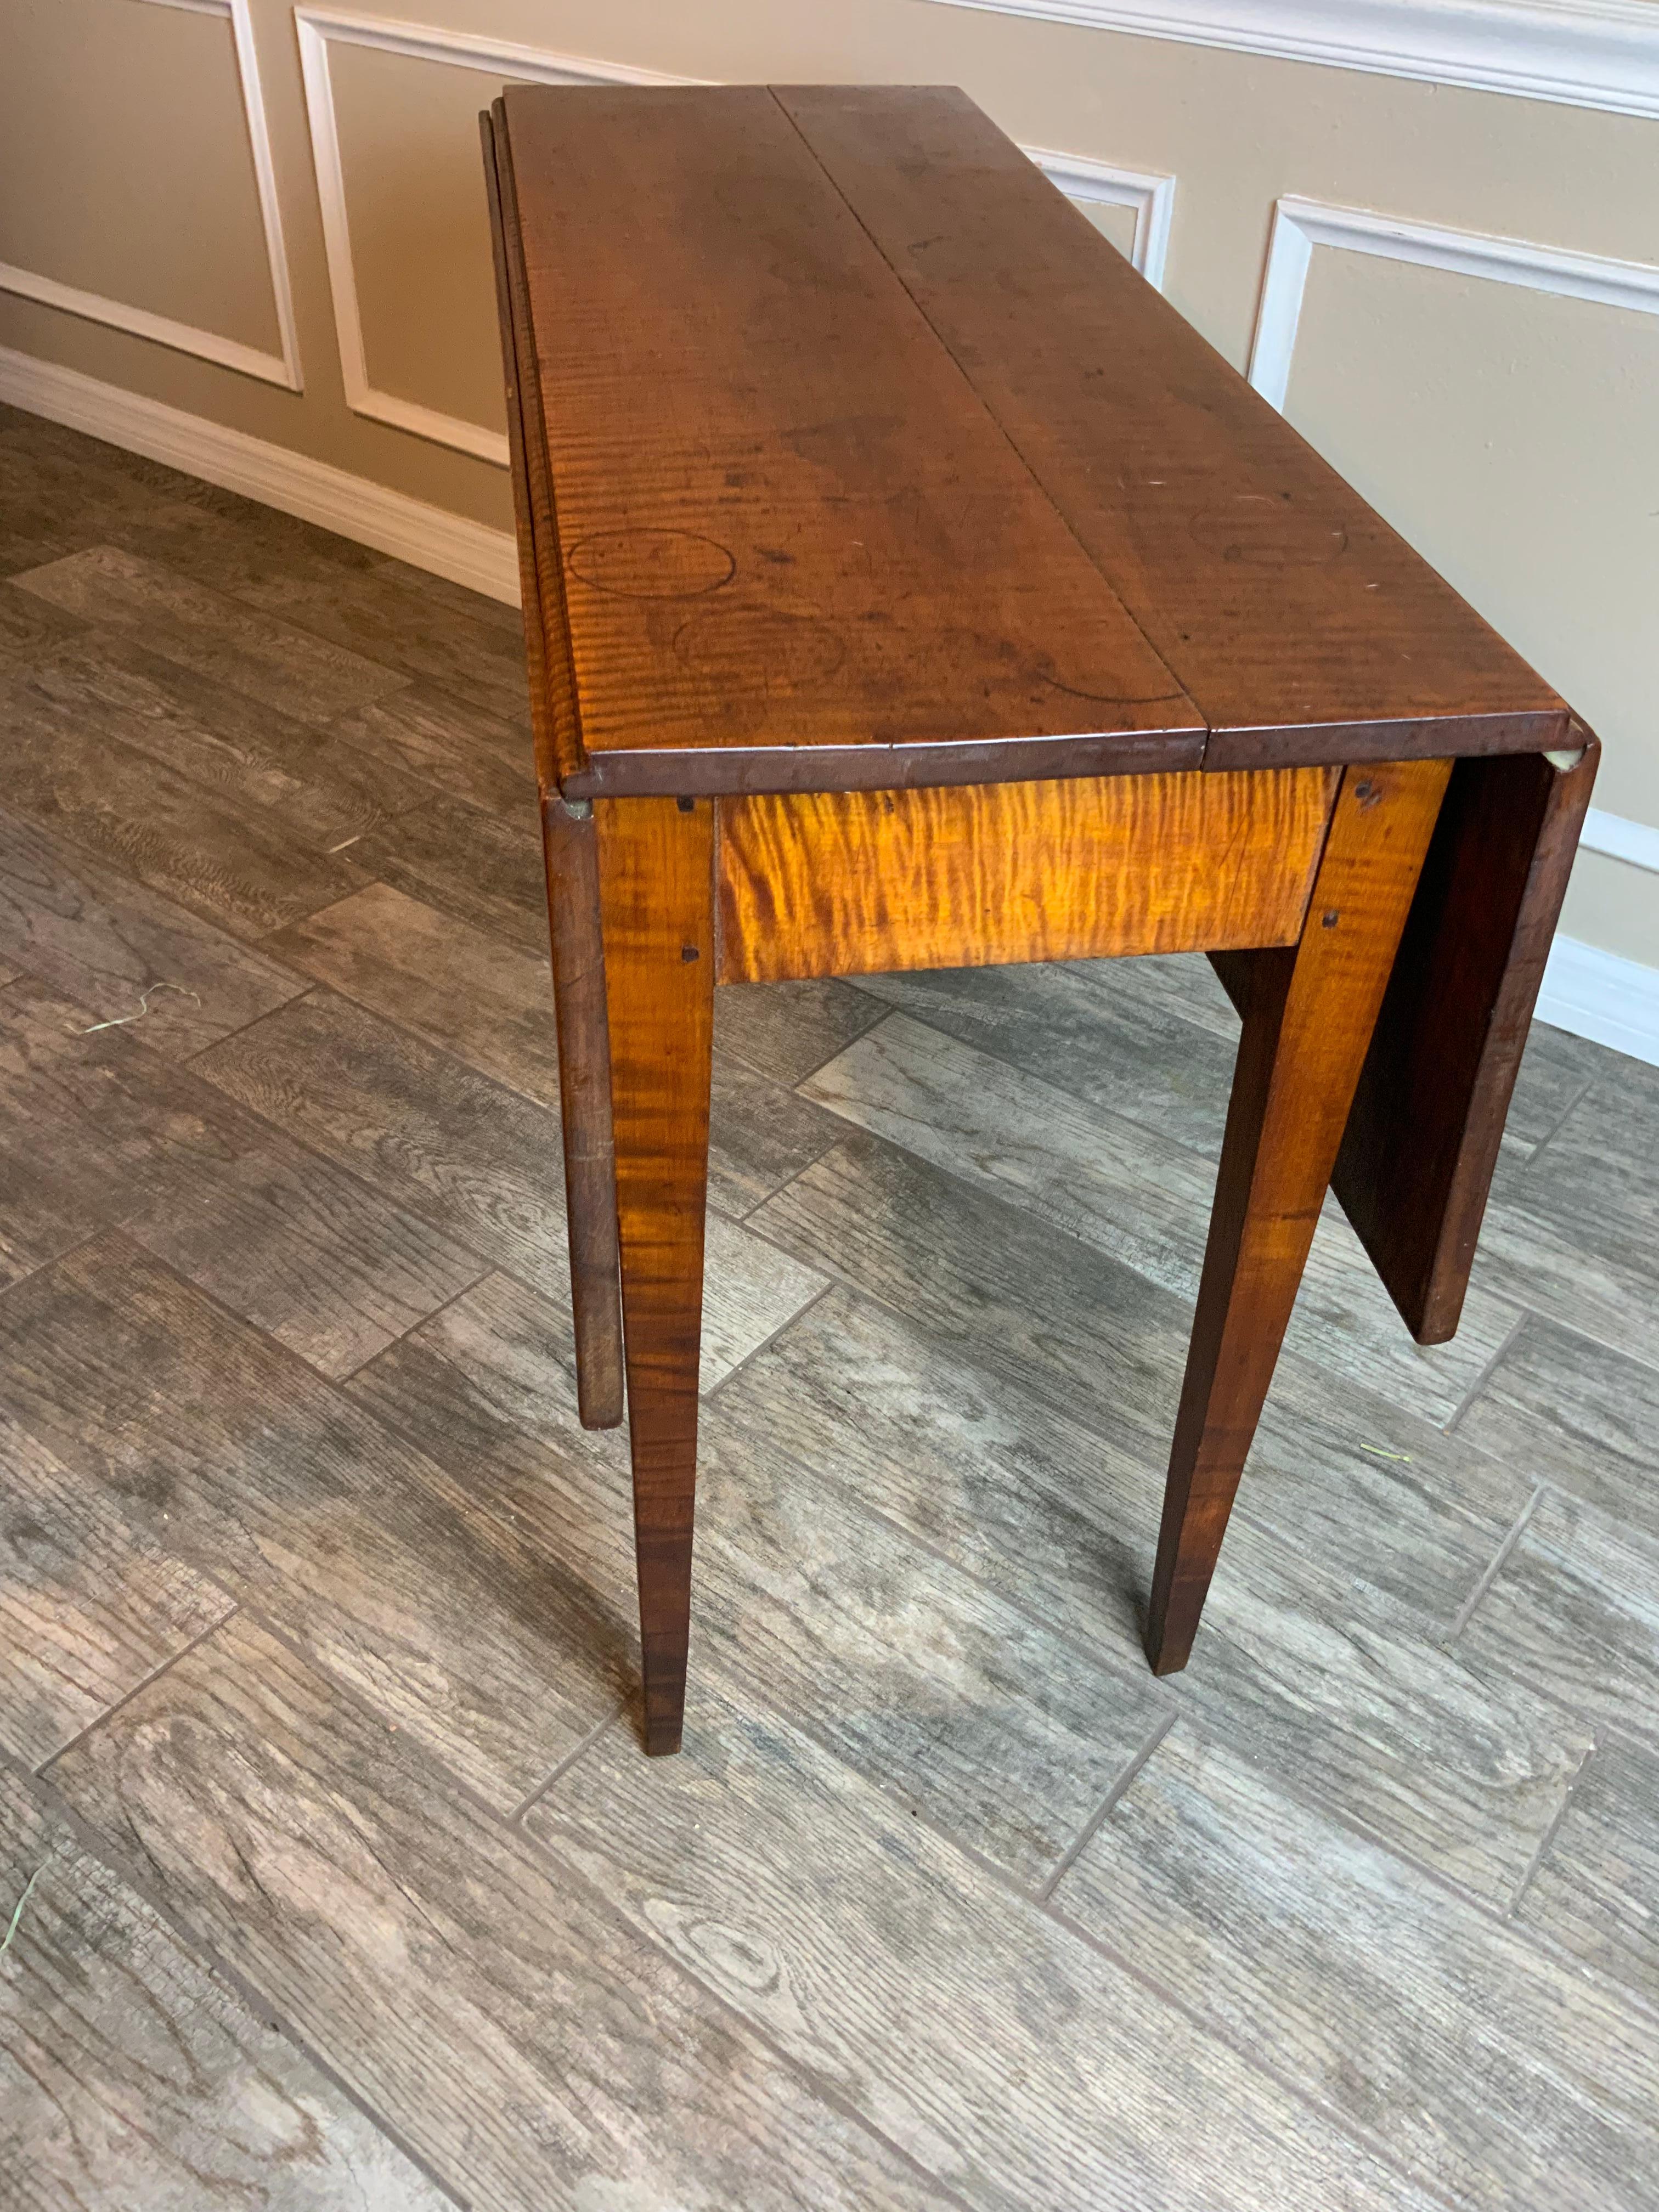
1146,760,1452,1675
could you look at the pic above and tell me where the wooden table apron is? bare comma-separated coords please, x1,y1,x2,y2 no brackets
482,87,1599,1757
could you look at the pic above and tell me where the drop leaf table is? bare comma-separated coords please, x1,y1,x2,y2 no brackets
481,84,1596,1756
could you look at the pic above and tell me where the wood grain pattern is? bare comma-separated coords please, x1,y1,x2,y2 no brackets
1459,1030,1659,1372
0,972,484,1379
1056,1722,1659,2212
0,1234,627,1810
0,655,372,942
326,681,534,820
195,986,822,1394
268,877,836,1226
1456,1489,1659,1768
46,1613,960,2212
707,1272,1587,1902
13,547,406,723
850,956,1242,1153
543,793,624,1427
1516,1739,1659,2011
0,1763,450,2212
1333,735,1600,1342
498,84,1200,796
776,83,1568,766
800,1009,1520,1423
525,1684,1447,2212
483,102,584,791
1455,1315,1659,1541
351,791,549,958
1149,761,1452,1673
596,796,716,1751
0,1408,230,1770
715,766,1336,981
715,974,888,1086
358,1263,1168,1886
14,630,407,857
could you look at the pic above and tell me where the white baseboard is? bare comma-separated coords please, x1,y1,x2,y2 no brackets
0,343,521,604
1537,934,1659,1068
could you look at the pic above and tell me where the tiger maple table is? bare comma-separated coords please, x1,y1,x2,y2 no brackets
481,83,1597,1756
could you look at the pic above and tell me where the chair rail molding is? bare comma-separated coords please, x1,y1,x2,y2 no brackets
1246,194,1659,411
1022,148,1175,285
0,0,301,390
294,8,1174,464
925,0,1659,120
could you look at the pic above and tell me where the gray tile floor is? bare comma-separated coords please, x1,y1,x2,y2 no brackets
1,406,1656,2210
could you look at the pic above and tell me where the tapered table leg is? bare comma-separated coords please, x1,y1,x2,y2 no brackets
596,795,716,1754
1147,759,1452,1675
543,793,625,1429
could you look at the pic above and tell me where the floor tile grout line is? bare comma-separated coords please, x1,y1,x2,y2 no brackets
34,1584,981,2212
0,1225,112,1308
1161,1696,1659,2039
701,1278,838,1407
329,1261,496,1388
176,980,319,1067
1513,1068,1600,1177
1506,1735,1598,1922
1035,1709,1177,1905
507,1701,628,1826
220,1597,557,1837
33,1603,241,1780
1440,1307,1528,1436
18,1750,471,2212
1443,1484,1545,1646
1040,1880,1472,2212
716,1671,1465,2212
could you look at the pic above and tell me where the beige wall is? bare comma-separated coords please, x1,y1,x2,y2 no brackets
2,0,1655,975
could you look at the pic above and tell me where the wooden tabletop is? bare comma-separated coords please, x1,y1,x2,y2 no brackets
492,84,1569,798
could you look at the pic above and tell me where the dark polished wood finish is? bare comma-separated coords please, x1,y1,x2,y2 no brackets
483,87,1596,1751
1148,760,1452,1673
540,793,624,1428
595,795,717,1754
1332,732,1600,1342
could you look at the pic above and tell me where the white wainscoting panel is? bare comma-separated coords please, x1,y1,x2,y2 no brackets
293,8,698,464
294,10,1175,460
0,0,301,389
1247,195,1659,410
1024,148,1175,284
924,0,1659,121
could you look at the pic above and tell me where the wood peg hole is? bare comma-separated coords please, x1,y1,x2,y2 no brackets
1321,910,1340,929
681,944,700,962
676,796,696,813
1352,780,1381,809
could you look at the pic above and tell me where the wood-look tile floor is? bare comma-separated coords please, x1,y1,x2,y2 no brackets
1,407,1656,2210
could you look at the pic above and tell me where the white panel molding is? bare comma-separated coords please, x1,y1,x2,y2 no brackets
294,8,1173,462
1246,197,1659,1044
1023,148,1175,285
1580,807,1659,877
1247,194,1659,410
0,0,301,390
293,8,698,465
1538,935,1659,1066
926,0,1659,121
0,340,516,600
